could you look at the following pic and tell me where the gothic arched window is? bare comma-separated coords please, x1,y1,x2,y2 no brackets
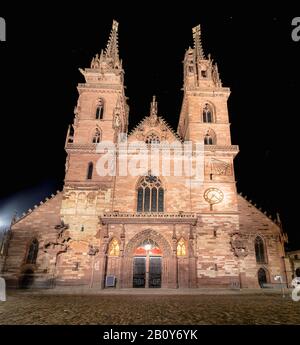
177,238,186,256
95,98,104,120
87,162,93,180
108,238,120,256
203,103,213,123
92,128,101,143
26,238,39,264
145,133,160,144
204,129,216,145
204,134,213,145
255,236,266,264
137,175,164,212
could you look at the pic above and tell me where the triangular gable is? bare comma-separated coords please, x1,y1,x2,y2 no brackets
128,115,183,143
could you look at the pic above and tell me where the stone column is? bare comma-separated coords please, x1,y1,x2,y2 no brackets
188,225,197,288
168,224,178,289
121,257,133,288
97,225,109,289
118,224,126,288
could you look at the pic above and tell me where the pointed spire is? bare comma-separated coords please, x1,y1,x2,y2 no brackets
192,24,205,60
149,95,158,126
104,20,119,63
150,95,158,118
90,20,122,71
212,62,222,87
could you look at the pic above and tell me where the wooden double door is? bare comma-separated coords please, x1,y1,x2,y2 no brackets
133,256,161,288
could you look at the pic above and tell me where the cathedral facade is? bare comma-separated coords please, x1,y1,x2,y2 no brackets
1,21,290,289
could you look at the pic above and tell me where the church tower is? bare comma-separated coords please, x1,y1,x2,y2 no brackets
61,20,129,245
178,25,239,213
65,20,128,184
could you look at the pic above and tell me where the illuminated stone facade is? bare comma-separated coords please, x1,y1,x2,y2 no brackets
2,21,290,289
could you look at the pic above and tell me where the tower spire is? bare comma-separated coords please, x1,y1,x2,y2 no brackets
104,20,119,63
192,24,205,60
149,95,158,126
150,95,158,118
90,20,121,71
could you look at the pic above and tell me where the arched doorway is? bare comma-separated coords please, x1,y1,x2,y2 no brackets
123,229,175,288
258,267,268,288
133,239,162,288
19,269,34,289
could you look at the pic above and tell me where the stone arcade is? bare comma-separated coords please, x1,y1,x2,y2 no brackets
1,21,290,289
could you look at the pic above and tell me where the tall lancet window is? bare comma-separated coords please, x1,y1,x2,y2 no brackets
255,236,266,264
137,175,164,212
92,128,101,143
26,238,39,264
95,98,104,120
203,103,213,123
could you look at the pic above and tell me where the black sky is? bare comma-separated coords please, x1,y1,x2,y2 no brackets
0,5,299,249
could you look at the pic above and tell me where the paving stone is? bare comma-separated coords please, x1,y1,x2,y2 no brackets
0,291,299,325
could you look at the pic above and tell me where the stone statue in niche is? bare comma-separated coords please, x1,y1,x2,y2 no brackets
113,113,121,129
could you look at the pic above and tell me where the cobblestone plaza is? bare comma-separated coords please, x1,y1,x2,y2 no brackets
0,290,299,325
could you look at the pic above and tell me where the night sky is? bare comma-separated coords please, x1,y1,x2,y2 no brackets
0,5,299,249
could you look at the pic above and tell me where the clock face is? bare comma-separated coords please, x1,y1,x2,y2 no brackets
204,188,224,205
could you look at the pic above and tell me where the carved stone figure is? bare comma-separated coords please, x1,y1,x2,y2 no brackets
88,245,99,256
44,221,71,254
230,232,248,257
114,113,121,128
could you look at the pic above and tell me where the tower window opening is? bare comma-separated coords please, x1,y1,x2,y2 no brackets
95,98,104,119
203,103,213,123
92,128,101,143
204,134,213,145
87,162,93,180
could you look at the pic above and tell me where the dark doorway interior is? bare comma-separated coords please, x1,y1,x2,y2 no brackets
19,269,34,289
258,267,267,287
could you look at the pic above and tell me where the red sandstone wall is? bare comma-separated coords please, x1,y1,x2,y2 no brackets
3,193,62,286
237,195,288,287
